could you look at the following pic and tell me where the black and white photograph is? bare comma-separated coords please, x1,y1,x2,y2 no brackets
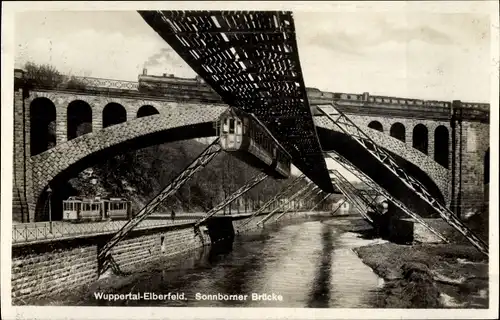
1,1,498,319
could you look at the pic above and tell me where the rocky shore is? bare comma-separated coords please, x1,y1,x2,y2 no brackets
350,226,489,308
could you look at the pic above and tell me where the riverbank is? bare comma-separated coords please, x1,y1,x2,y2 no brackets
353,241,489,308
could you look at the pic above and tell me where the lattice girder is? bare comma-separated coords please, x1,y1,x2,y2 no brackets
257,183,316,225
237,174,305,229
318,104,488,256
139,10,334,193
326,152,448,243
195,172,268,227
309,193,331,212
273,187,322,223
329,172,373,223
97,139,222,271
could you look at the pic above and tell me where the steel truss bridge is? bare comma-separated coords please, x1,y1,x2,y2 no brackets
90,10,488,273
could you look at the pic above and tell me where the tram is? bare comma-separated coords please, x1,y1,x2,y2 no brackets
216,108,292,179
62,196,132,222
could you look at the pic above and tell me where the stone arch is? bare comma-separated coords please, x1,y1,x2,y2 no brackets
390,122,406,142
314,115,449,205
413,124,428,154
102,102,127,128
368,121,383,132
67,100,93,140
30,97,57,156
315,125,446,215
434,125,449,168
137,105,159,118
30,105,227,219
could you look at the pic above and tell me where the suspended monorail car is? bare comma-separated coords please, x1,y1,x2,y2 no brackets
62,196,132,222
216,108,292,179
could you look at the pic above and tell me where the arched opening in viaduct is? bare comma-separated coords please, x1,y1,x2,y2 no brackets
390,122,406,142
434,125,449,168
137,105,159,118
33,121,218,219
67,100,92,140
412,124,428,155
30,97,57,156
368,121,383,132
102,102,127,128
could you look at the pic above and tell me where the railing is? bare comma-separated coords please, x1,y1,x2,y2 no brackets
12,214,204,245
11,211,263,245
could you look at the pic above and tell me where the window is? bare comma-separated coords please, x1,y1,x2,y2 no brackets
229,119,235,134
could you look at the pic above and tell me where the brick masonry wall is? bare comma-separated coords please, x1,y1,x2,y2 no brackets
455,121,490,215
11,216,265,304
110,227,211,272
13,90,28,222
11,243,98,304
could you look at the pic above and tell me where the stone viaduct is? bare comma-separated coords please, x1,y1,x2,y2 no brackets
12,70,490,223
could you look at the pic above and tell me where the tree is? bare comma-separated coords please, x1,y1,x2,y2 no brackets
23,61,87,89
24,62,64,87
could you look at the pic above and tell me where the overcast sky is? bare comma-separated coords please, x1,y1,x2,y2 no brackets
15,10,491,103
13,9,493,181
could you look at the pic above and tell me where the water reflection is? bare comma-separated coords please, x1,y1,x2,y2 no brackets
59,218,385,308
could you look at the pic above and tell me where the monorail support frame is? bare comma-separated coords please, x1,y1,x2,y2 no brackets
195,172,268,227
331,198,347,216
326,152,448,243
98,139,222,274
257,183,315,225
309,192,332,212
273,187,322,223
318,104,487,256
237,174,305,230
329,170,376,223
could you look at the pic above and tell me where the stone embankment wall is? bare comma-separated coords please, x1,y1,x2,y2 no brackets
12,211,320,304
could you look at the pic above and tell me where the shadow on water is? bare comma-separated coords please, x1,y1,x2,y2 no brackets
307,223,334,308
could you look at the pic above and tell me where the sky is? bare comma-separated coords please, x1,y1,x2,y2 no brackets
14,10,492,102
12,8,493,181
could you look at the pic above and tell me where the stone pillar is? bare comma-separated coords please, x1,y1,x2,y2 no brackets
13,80,29,222
55,98,67,145
427,122,436,161
92,102,103,132
406,122,413,150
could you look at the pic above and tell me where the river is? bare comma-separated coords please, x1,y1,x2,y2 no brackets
51,217,388,308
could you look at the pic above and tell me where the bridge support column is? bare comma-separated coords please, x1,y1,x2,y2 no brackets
55,101,67,145
97,138,222,275
13,77,30,222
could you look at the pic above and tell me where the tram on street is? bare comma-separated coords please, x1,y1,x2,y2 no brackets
62,196,132,222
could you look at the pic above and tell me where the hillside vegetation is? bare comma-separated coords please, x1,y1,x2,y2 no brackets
68,139,305,214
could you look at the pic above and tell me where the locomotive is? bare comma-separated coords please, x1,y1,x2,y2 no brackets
62,196,132,222
217,108,292,179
